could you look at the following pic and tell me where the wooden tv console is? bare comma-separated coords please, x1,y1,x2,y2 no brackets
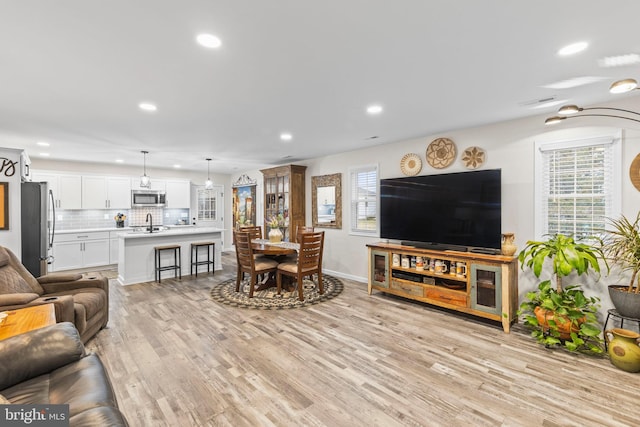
367,243,518,332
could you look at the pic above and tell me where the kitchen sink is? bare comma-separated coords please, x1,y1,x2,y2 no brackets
130,226,169,234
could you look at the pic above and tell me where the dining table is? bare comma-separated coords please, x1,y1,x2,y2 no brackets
251,239,299,256
250,239,299,291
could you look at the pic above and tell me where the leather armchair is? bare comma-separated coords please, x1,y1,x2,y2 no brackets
0,322,128,426
0,246,109,343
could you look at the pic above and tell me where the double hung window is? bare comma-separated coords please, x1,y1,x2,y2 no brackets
535,134,621,238
349,165,378,235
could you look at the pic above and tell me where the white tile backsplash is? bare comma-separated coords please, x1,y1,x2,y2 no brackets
55,208,189,230
128,208,163,227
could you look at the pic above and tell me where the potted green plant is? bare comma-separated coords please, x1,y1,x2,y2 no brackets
601,212,640,319
518,233,607,353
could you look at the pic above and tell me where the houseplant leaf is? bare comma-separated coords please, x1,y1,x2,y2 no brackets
518,233,605,353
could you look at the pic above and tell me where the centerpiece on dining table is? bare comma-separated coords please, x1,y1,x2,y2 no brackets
267,214,287,243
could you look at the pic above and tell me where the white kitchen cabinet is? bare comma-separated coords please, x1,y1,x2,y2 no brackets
82,176,106,209
82,176,131,209
52,241,83,271
51,232,110,271
108,177,132,208
83,239,110,267
109,239,118,264
109,230,125,264
165,180,191,208
131,178,166,192
32,172,82,209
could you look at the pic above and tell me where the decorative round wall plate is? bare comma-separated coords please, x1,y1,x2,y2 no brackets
400,153,422,176
461,146,485,169
426,138,456,169
630,153,640,192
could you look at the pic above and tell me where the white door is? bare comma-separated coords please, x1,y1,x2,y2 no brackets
194,185,224,230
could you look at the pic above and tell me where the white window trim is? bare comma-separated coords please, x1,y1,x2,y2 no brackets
534,131,622,240
348,163,379,237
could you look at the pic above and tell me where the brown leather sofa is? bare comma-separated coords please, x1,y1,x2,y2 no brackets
0,322,128,426
0,246,109,343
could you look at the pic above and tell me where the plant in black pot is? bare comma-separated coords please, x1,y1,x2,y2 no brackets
518,233,607,353
601,212,640,319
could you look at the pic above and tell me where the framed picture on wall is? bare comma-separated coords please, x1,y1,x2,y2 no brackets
232,174,257,230
0,182,8,230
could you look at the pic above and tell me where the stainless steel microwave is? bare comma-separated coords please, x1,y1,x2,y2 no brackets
131,190,166,207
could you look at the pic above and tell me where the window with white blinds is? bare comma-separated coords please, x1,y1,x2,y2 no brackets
535,135,621,238
349,165,378,234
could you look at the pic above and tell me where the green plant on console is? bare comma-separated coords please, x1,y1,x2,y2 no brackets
518,233,607,354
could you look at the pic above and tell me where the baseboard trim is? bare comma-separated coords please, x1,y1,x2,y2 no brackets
322,269,367,284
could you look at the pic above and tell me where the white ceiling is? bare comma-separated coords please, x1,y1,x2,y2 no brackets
1,1,639,174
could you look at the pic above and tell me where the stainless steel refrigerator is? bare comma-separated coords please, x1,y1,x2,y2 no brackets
21,181,55,277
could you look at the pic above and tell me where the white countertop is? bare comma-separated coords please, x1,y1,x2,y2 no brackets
119,226,224,239
56,227,132,234
56,225,199,234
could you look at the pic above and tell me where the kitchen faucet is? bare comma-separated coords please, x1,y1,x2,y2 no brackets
146,213,153,233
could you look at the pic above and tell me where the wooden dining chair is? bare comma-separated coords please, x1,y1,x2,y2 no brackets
239,225,270,264
276,231,325,301
295,225,314,240
233,230,278,298
239,225,263,240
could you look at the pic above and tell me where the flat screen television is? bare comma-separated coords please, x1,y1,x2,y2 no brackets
380,169,501,252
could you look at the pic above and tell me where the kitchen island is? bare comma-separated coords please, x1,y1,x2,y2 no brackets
117,227,223,285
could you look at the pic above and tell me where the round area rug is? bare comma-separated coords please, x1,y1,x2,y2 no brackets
210,275,343,309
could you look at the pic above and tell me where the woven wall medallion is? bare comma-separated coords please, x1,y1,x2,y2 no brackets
426,138,456,169
400,153,422,176
461,146,485,169
630,153,640,192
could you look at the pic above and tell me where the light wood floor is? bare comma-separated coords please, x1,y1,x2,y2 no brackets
87,253,640,427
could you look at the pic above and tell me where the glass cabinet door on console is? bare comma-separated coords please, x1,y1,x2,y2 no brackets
470,263,502,316
370,250,389,288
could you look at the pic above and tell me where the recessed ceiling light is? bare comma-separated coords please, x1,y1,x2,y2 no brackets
36,141,50,147
138,102,157,112
196,33,222,49
558,41,588,56
280,133,293,141
39,153,50,157
173,164,181,168
366,104,383,115
542,76,606,89
599,53,640,68
115,159,124,163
